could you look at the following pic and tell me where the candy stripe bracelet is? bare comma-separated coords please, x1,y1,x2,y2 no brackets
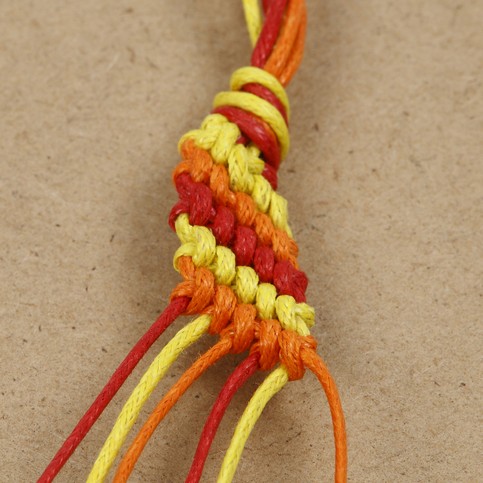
39,1,347,482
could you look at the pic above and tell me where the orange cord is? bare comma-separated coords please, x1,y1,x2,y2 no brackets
278,3,307,86
265,0,306,85
113,338,232,482
302,348,348,483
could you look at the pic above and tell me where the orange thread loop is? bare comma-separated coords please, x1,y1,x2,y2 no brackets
221,304,258,354
279,330,317,380
256,318,281,370
170,257,215,314
206,285,237,335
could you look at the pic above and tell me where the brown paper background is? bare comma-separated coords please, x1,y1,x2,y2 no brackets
1,1,482,481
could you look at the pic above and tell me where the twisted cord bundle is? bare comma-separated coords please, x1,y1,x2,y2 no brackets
38,1,347,482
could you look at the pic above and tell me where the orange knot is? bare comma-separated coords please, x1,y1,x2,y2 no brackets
278,330,317,381
209,164,235,208
206,285,237,335
170,256,215,314
175,139,213,184
221,304,258,354
235,192,257,226
272,229,299,267
255,319,282,371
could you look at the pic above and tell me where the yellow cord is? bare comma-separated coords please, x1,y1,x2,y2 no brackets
217,366,290,482
86,315,211,482
213,91,290,158
242,0,263,47
217,285,315,482
230,67,290,119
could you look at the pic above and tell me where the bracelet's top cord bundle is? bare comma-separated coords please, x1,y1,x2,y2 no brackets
39,1,347,482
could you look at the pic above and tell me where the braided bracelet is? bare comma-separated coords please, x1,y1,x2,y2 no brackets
39,1,347,482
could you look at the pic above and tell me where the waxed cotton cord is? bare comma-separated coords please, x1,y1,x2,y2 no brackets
185,352,260,483
38,297,189,483
39,2,347,482
95,1,346,481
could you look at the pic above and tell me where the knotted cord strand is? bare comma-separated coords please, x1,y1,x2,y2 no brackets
302,349,348,482
40,2,347,482
185,352,260,483
218,345,347,483
112,338,234,482
37,297,189,483
109,1,346,481
217,366,289,482
85,315,212,482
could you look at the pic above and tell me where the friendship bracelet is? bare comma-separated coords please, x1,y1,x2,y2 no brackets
39,1,347,482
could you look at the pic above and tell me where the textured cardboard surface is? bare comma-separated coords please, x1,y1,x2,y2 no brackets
1,1,482,481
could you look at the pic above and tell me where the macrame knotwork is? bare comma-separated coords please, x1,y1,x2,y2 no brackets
39,1,347,482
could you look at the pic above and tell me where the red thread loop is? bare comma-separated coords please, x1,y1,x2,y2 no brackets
242,83,288,123
273,260,308,303
213,105,282,169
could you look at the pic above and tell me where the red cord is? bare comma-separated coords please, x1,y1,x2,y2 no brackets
37,296,189,483
242,83,288,123
185,352,260,483
251,0,288,68
213,106,281,169
262,0,270,15
215,1,289,172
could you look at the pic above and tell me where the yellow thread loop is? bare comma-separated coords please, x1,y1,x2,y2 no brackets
275,295,314,336
256,283,277,319
178,114,240,164
227,144,254,193
173,214,217,270
235,266,259,304
230,66,290,119
209,246,236,286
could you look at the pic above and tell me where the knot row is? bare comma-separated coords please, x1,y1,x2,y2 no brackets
219,306,318,380
171,162,296,264
219,304,318,381
173,142,285,234
169,257,316,380
173,212,298,283
172,229,307,314
170,256,314,337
